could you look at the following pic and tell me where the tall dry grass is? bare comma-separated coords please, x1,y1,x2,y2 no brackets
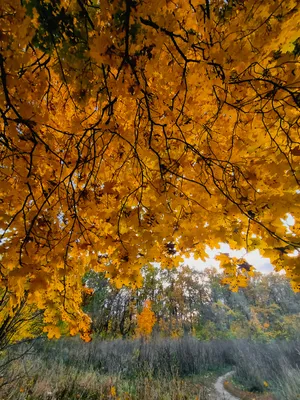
1,337,299,399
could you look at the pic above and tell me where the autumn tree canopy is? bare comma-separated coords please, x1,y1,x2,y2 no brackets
0,0,300,340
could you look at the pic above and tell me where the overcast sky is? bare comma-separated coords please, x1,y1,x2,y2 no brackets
185,214,296,274
184,244,275,274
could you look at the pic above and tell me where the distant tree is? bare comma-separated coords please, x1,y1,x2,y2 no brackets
83,270,136,338
136,300,156,338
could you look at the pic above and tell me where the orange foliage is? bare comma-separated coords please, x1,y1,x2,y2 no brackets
0,0,299,340
136,300,156,338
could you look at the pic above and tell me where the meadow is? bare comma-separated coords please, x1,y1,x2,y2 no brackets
1,337,300,400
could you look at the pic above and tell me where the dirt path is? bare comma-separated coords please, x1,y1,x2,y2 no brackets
213,371,240,400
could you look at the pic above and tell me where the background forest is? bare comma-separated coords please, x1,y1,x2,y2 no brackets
84,266,300,341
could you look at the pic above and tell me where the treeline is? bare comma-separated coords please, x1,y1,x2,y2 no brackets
84,266,300,341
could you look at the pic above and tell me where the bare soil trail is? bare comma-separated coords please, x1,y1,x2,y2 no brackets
213,371,240,400
212,371,275,400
